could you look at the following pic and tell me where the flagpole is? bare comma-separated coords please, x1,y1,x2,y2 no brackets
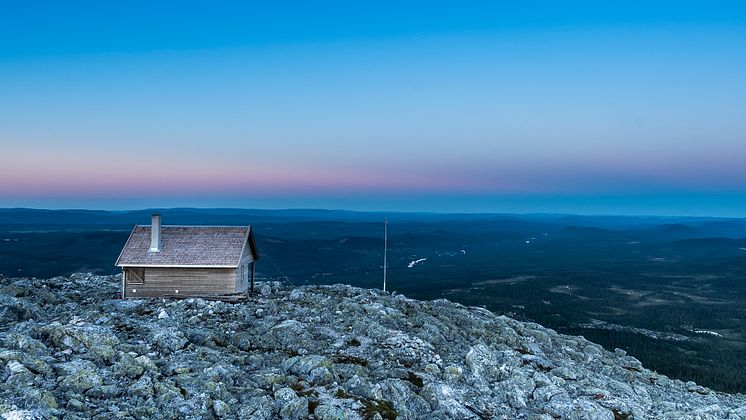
383,218,388,292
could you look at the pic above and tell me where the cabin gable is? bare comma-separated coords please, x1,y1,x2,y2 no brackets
234,229,259,293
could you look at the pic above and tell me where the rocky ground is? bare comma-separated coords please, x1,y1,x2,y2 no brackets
1,274,745,419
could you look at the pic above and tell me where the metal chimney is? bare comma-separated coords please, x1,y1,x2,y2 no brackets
149,214,162,252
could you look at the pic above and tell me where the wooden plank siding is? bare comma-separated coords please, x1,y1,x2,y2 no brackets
123,267,237,298
234,239,255,293
234,261,257,293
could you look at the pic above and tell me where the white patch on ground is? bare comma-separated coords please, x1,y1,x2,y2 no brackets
694,330,723,338
407,258,427,268
549,285,591,300
580,319,691,342
473,275,538,285
2,410,38,420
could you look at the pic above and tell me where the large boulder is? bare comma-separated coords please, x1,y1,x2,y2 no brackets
274,387,308,420
39,321,119,364
149,327,188,354
465,344,519,383
56,359,103,393
0,295,38,325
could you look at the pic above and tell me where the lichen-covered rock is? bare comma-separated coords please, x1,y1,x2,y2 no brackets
282,354,333,385
269,319,311,352
232,331,253,351
149,327,188,354
274,387,307,419
0,273,745,419
465,344,522,389
212,399,230,417
39,321,119,363
0,333,48,356
128,375,154,397
314,404,363,420
279,396,308,420
112,353,144,379
237,395,275,419
57,359,103,393
0,295,38,325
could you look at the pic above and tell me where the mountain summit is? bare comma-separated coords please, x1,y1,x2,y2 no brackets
1,274,744,419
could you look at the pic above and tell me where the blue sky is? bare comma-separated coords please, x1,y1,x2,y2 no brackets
1,1,745,215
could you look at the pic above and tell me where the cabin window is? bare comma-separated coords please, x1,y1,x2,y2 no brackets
129,268,145,285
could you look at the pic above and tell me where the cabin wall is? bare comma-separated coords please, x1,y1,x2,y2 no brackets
236,262,246,293
123,267,237,298
234,261,256,293
235,241,255,292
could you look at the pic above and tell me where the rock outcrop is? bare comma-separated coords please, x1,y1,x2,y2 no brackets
0,273,745,419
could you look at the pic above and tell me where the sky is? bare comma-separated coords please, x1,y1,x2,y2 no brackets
1,1,745,216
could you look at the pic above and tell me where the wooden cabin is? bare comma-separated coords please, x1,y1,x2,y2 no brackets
115,214,259,298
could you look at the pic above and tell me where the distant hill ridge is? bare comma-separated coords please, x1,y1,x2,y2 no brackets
1,207,745,228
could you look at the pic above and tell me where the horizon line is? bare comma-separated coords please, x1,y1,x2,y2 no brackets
1,206,744,220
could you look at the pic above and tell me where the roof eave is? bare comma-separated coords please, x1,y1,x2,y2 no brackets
117,264,239,269
248,227,260,261
114,225,139,267
233,226,258,266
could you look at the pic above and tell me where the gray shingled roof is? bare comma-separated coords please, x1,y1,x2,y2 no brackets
116,225,253,267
